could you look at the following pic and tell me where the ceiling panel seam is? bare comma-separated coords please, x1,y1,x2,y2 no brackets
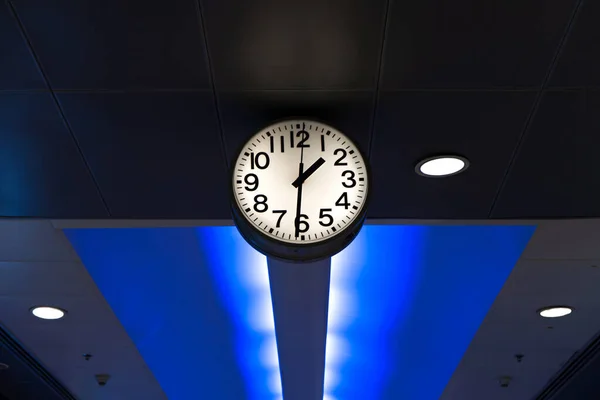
5,0,112,216
194,0,231,170
367,0,392,161
0,322,76,399
487,0,585,218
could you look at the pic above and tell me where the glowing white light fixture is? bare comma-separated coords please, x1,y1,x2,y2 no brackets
30,306,66,320
538,306,573,318
416,155,469,177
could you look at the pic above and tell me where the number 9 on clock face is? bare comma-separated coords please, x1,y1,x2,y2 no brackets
231,120,369,245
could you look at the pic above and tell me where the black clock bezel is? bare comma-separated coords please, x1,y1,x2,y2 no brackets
229,118,371,263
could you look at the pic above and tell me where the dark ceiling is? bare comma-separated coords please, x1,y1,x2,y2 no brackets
1,0,598,219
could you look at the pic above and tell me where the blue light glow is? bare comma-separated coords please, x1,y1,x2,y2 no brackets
196,227,281,400
66,224,534,400
326,225,535,400
65,227,280,400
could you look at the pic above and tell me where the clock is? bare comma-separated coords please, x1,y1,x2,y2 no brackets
230,119,370,262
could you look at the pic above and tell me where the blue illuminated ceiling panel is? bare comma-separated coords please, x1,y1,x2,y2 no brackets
65,227,280,400
326,225,535,400
66,224,534,400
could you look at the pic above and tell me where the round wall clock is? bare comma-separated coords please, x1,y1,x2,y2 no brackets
230,119,370,262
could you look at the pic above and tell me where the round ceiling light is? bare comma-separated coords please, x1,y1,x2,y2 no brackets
538,306,573,318
416,155,469,177
31,306,66,320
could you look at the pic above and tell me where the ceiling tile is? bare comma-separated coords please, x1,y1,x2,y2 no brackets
442,255,600,400
381,0,578,89
0,93,108,217
503,259,600,318
475,258,600,357
550,0,600,87
58,349,166,400
0,262,96,296
57,92,229,218
0,2,44,90
0,223,164,399
492,90,600,218
218,90,374,164
201,0,386,89
523,220,600,260
442,348,572,400
369,91,535,218
0,294,165,400
0,221,78,262
11,0,210,90
0,296,128,344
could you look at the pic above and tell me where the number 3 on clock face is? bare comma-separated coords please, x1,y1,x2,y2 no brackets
232,120,369,245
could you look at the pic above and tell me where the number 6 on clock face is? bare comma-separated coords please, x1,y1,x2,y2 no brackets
231,119,369,247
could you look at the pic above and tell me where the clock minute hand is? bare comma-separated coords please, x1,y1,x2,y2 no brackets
292,157,326,188
294,162,304,238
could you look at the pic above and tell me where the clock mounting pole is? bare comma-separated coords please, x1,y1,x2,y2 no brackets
267,256,330,400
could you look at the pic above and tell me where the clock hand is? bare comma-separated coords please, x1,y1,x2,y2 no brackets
294,131,306,238
293,124,311,238
294,161,304,238
291,157,326,188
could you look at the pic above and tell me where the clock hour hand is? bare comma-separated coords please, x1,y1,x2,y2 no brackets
292,157,326,188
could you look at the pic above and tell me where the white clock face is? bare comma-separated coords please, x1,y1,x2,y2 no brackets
232,120,369,244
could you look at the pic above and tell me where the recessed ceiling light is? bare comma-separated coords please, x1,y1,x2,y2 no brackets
538,306,573,318
30,306,66,320
416,155,469,177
